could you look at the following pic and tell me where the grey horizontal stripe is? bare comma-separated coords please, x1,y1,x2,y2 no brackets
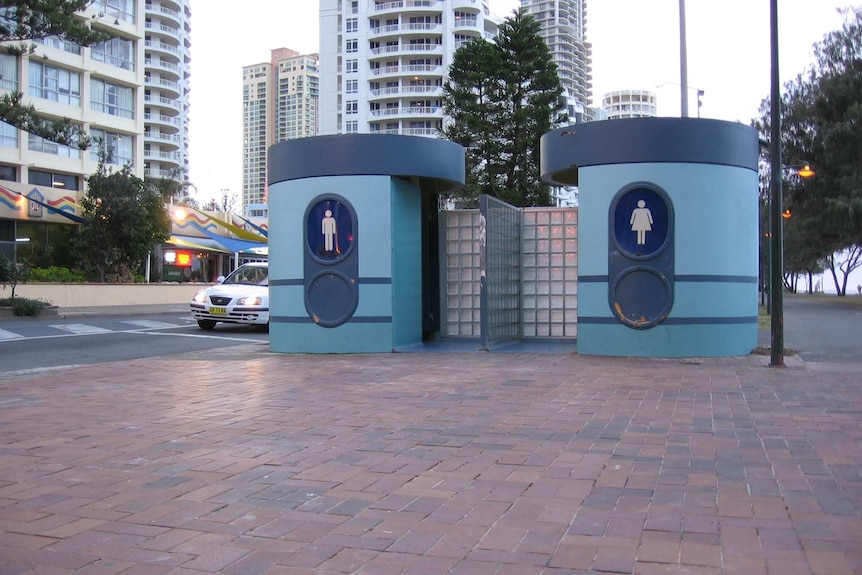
580,316,757,325
579,275,757,284
271,277,392,286
676,275,758,283
272,316,392,324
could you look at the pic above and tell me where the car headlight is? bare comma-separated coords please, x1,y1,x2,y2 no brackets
192,290,208,303
237,296,262,306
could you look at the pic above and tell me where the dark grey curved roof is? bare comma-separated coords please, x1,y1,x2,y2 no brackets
268,134,465,193
540,118,760,186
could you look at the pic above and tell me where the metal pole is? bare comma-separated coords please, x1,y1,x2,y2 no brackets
679,0,689,117
769,0,784,366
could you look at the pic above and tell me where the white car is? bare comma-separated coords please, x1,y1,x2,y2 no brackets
190,262,269,330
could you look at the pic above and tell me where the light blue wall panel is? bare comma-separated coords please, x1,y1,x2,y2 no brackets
578,323,757,357
390,178,423,347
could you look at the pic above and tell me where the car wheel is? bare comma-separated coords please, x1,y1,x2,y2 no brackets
197,319,217,330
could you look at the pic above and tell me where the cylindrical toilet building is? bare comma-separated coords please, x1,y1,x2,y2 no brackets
267,134,464,353
541,118,761,357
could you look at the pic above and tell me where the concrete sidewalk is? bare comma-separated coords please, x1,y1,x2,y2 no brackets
1,348,860,574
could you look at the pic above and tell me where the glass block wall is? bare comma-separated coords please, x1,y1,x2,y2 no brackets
522,208,578,338
443,210,481,337
441,206,578,341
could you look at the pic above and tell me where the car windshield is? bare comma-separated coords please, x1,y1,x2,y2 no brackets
224,266,268,286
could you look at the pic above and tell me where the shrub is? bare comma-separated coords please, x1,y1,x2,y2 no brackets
29,266,87,283
0,297,48,316
11,298,47,316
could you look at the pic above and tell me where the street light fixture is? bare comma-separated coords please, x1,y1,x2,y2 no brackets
797,163,815,178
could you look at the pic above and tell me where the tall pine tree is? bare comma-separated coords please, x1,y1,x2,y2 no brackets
443,9,566,207
0,1,110,147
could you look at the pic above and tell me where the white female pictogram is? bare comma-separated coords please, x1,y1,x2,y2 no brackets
630,199,653,245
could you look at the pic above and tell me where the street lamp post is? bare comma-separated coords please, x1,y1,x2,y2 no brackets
769,0,784,366
679,0,689,117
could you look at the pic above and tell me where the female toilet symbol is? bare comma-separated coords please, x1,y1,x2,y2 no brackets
630,200,653,245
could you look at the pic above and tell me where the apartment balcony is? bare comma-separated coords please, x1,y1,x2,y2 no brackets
452,18,480,31
144,39,181,60
370,0,443,16
144,94,181,115
452,0,481,13
368,64,442,79
143,148,180,163
144,112,180,132
145,2,182,28
368,85,442,100
369,126,439,136
144,131,180,150
369,22,442,39
144,76,181,99
369,106,443,119
368,43,443,60
144,57,181,81
144,20,181,37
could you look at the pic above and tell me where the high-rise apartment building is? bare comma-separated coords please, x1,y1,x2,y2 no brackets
144,0,192,181
520,0,592,123
1,0,191,260
602,90,657,119
242,48,319,209
318,0,498,137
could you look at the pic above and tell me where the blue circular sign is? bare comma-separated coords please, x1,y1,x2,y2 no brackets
306,198,354,262
612,186,670,258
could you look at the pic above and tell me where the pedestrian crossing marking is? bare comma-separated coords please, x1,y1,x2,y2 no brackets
49,324,113,335
123,320,181,329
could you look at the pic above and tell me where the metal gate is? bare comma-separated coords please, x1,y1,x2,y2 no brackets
440,196,578,348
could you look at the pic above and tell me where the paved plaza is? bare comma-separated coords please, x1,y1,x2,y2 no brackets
1,346,861,574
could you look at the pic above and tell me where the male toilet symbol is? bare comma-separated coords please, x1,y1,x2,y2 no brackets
630,199,653,245
322,209,337,254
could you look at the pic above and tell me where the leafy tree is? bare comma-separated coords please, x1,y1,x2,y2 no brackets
0,1,110,148
74,160,171,283
202,190,239,213
755,7,862,294
443,9,566,207
0,254,30,299
145,167,198,208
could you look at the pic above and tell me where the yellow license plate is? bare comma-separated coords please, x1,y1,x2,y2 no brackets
210,307,226,315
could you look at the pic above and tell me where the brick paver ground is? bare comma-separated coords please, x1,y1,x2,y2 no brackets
1,348,860,574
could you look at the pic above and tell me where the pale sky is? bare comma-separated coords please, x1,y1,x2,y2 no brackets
187,0,852,207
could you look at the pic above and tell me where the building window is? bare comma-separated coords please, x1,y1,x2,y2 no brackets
91,0,136,22
91,78,134,119
28,169,80,191
346,39,358,53
90,129,133,165
91,37,135,71
29,62,81,105
0,122,17,148
345,121,358,133
345,79,358,94
346,59,358,73
345,18,358,32
36,36,81,54
0,164,17,181
0,53,18,91
28,133,81,158
346,100,358,114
